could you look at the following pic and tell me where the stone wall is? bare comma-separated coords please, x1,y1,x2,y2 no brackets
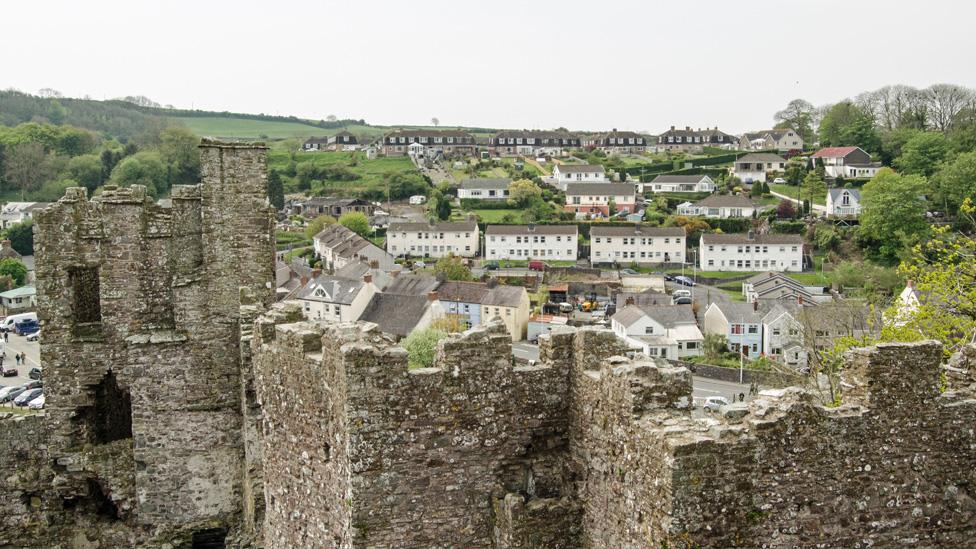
0,139,275,547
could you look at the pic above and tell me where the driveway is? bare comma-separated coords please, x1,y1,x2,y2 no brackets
770,190,826,213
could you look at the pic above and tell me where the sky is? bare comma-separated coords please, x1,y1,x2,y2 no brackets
3,0,976,134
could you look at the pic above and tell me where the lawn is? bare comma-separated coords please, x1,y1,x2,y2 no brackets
469,209,520,223
267,150,420,196
769,184,825,206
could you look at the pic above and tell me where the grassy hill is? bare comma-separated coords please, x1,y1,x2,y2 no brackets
173,116,350,139
267,150,423,199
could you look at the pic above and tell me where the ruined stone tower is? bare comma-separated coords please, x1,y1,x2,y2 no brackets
9,139,275,546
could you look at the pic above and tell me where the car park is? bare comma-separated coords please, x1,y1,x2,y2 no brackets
14,388,42,406
0,386,26,403
674,276,696,287
28,394,44,410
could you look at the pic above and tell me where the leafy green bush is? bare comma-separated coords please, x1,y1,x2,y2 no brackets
404,329,448,369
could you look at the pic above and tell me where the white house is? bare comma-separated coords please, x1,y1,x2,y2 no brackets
761,303,808,368
811,147,882,179
738,128,804,153
0,285,36,315
680,194,756,218
313,223,396,272
552,164,607,191
762,302,877,370
295,273,377,322
485,225,577,261
743,271,831,304
826,188,862,217
387,220,479,258
564,183,637,218
702,302,766,359
647,175,716,194
731,153,786,183
590,225,685,265
0,202,50,230
611,304,703,359
699,233,804,272
457,178,511,201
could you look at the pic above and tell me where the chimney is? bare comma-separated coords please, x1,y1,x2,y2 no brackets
527,223,535,232
363,274,373,284
685,126,691,131
369,259,379,268
427,291,438,302
798,295,803,305
753,300,758,311
612,128,617,132
670,125,675,131
390,269,401,278
634,223,641,235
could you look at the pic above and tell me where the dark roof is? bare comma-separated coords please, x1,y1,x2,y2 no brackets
709,301,767,324
556,164,605,173
736,153,786,163
482,285,527,307
295,275,365,305
564,183,636,195
700,233,803,245
590,225,684,237
383,274,440,296
650,175,711,183
613,304,696,328
486,224,577,235
304,136,329,144
437,281,490,304
359,294,432,337
386,129,474,138
459,178,511,190
493,130,578,140
694,194,755,208
389,220,478,232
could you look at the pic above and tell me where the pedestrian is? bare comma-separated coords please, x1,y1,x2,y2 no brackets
3,331,7,342
14,354,20,366
739,392,745,402
20,352,25,365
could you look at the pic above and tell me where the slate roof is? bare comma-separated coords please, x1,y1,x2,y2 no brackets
389,220,478,232
385,129,474,139
383,274,440,296
358,294,432,337
437,281,490,304
736,153,786,163
700,233,804,245
486,225,578,236
459,178,511,190
564,183,636,195
650,175,711,183
590,225,684,237
0,285,35,299
613,304,696,329
694,194,755,208
556,164,605,174
295,275,365,305
710,301,767,324
482,285,527,308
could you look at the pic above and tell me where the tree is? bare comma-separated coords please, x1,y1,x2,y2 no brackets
924,83,973,132
895,131,951,177
435,196,452,220
66,154,105,192
326,114,338,122
433,254,471,281
0,258,27,287
4,143,51,200
802,171,826,207
773,98,816,142
267,169,285,210
776,199,796,219
702,333,728,361
750,182,763,198
110,151,168,196
403,328,448,369
4,221,32,255
507,179,543,207
431,117,440,127
818,101,881,153
159,126,201,186
784,161,806,185
665,215,710,242
933,151,976,220
338,212,371,237
859,168,929,261
304,214,337,239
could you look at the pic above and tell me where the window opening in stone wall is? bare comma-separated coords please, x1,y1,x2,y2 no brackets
88,370,132,444
192,528,228,549
68,266,101,324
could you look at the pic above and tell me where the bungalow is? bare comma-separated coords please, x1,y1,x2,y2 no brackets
381,130,476,157
743,271,830,304
301,136,329,152
738,128,804,153
648,174,715,194
301,131,359,152
489,130,580,156
0,285,36,315
680,194,756,218
358,291,444,339
657,126,736,152
811,147,882,179
731,152,786,183
295,197,375,218
702,301,766,359
826,188,862,217
590,225,685,265
590,129,647,154
295,273,377,322
552,164,608,191
699,233,805,272
611,304,704,359
457,178,511,201
564,183,637,218
313,223,395,272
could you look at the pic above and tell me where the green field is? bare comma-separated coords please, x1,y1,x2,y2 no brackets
267,150,420,196
468,209,520,223
171,116,337,139
769,184,825,206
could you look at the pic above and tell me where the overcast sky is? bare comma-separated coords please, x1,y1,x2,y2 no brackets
3,0,975,133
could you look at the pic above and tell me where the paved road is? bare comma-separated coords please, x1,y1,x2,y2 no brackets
512,342,540,362
770,190,826,213
0,332,41,409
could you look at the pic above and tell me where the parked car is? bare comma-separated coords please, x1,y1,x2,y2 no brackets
672,296,692,305
528,260,546,271
772,177,786,184
28,367,42,380
413,261,426,269
664,274,676,282
1,368,17,378
0,386,26,403
619,268,638,275
22,380,41,390
674,276,696,287
704,396,730,413
14,388,42,407
484,261,499,271
0,312,37,332
28,394,44,410
14,319,39,336
672,289,692,298
558,302,574,313
26,330,40,342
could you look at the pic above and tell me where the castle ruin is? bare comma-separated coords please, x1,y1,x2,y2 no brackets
0,140,972,548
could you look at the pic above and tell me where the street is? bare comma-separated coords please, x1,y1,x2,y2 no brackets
692,375,752,404
0,331,41,408
512,342,540,362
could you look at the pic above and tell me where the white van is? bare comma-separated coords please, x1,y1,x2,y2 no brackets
1,312,37,331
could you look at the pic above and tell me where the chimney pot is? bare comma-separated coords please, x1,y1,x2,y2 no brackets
390,269,401,278
670,125,675,131
369,259,379,268
427,290,438,302
363,274,372,284
753,300,758,311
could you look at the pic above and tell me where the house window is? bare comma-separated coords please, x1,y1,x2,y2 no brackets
731,324,743,335
644,326,654,334
747,325,758,334
685,341,698,350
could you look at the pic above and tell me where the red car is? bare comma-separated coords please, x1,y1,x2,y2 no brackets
528,260,547,271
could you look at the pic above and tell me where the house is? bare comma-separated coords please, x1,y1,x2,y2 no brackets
327,130,359,151
590,225,685,265
0,202,51,230
703,301,766,359
762,302,878,370
811,147,882,179
761,303,808,369
0,285,35,315
527,314,569,342
590,129,647,154
611,304,703,359
552,164,608,191
381,130,476,157
489,130,580,156
386,219,479,258
295,197,375,219
742,271,831,304
657,126,736,152
485,225,578,261
826,188,862,217
383,273,441,297
648,175,716,194
680,194,756,218
301,137,329,152
457,178,511,201
480,284,532,341
436,281,490,331
334,260,399,292
731,153,786,183
614,289,672,310
699,233,804,272
564,183,637,218
738,128,803,153
313,223,395,272
295,273,377,322
358,292,444,339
